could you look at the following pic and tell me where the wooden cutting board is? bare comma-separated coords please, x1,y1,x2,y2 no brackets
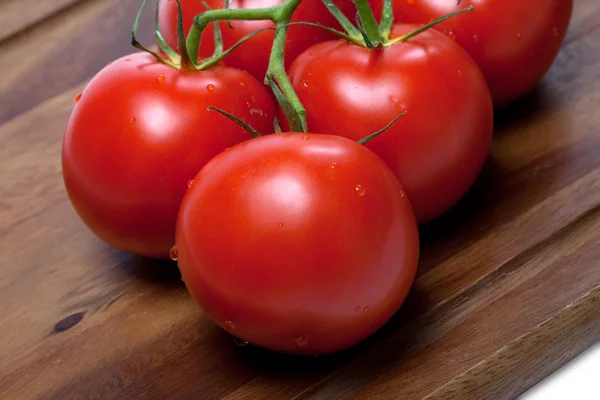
1,0,599,399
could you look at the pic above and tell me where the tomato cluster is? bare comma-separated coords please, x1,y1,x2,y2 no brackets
62,0,571,355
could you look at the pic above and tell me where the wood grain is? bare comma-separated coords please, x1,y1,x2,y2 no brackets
0,0,599,399
0,0,154,125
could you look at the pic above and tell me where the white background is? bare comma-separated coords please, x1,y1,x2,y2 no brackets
519,342,600,399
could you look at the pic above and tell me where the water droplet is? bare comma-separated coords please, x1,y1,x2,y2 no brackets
224,321,236,331
302,135,310,140
157,75,166,83
355,184,366,197
472,34,480,43
443,30,456,41
129,117,136,124
277,222,284,228
169,246,178,261
389,96,407,111
363,306,370,313
250,108,264,116
187,180,195,188
457,70,463,77
355,306,361,312
233,336,248,347
245,100,252,109
240,81,246,87
331,162,338,169
296,335,309,347
407,0,416,4
73,93,82,104
207,84,215,92
302,81,309,88
553,27,560,37
516,32,522,39
400,190,406,198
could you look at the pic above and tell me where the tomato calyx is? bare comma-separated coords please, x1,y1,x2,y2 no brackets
132,0,273,72
206,106,262,138
358,111,406,145
307,0,473,49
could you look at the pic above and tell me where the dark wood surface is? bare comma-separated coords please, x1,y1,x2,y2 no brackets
1,0,599,399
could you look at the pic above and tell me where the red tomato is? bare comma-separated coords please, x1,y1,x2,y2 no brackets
175,133,419,355
389,0,573,105
62,52,275,259
158,0,357,81
287,25,493,223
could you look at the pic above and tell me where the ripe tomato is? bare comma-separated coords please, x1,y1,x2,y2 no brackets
287,25,493,223
158,0,357,81
62,52,275,259
389,0,573,105
175,133,419,355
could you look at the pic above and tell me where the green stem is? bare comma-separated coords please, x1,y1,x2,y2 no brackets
353,0,381,47
186,0,307,132
186,7,276,62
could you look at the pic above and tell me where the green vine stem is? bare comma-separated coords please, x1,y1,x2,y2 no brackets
186,0,307,132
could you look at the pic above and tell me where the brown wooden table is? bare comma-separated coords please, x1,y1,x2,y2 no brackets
1,0,599,399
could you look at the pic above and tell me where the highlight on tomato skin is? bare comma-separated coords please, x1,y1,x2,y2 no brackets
157,0,358,81
175,133,420,355
61,52,275,259
385,0,573,106
287,24,494,224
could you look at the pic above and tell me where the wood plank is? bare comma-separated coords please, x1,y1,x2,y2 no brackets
0,0,599,398
0,0,154,125
0,0,83,42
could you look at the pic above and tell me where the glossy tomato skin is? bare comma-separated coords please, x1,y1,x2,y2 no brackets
175,133,419,355
287,25,493,223
389,0,573,105
62,52,275,259
158,0,356,81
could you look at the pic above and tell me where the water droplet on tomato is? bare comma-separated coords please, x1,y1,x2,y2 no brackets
73,93,82,104
207,84,215,92
157,75,166,83
331,162,338,169
233,336,248,347
472,34,480,43
443,30,456,41
355,306,361,312
250,108,264,116
400,190,406,198
363,306,370,313
169,246,178,261
129,117,136,124
240,81,246,87
355,184,366,197
224,321,236,331
302,81,309,88
407,0,416,4
457,70,463,77
296,335,309,347
302,135,310,140
277,222,284,228
187,180,195,188
245,101,252,109
516,32,522,39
